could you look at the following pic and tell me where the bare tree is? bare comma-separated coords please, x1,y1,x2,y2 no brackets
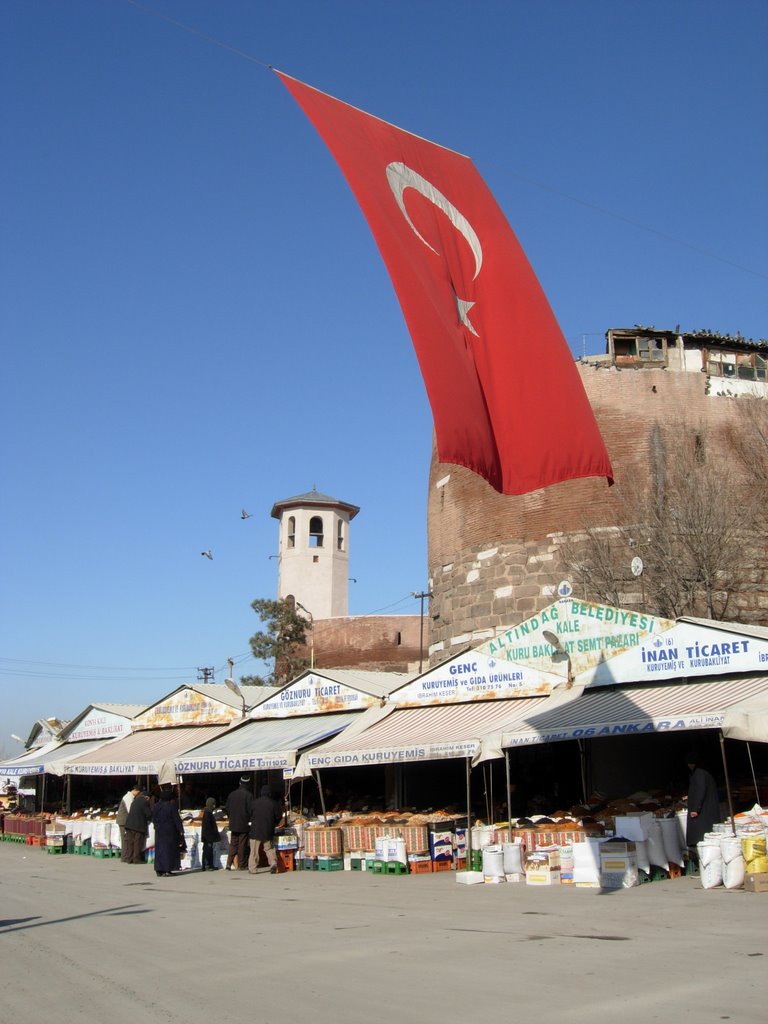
560,418,763,621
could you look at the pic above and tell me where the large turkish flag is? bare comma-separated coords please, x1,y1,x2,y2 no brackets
277,71,613,495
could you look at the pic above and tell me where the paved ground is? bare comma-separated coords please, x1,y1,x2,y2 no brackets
0,842,764,1023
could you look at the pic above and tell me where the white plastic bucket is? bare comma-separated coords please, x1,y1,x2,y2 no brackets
502,841,524,874
482,846,505,878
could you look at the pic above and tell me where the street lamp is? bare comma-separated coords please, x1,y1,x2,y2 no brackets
224,676,247,718
295,602,315,669
542,630,574,688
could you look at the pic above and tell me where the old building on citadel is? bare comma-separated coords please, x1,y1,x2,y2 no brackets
427,326,768,664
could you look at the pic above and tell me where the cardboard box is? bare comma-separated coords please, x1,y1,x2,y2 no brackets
744,872,768,893
430,830,454,861
600,845,639,888
525,848,561,885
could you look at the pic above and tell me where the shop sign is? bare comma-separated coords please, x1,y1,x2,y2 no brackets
505,711,727,748
64,761,163,776
588,621,768,686
391,650,556,707
66,710,134,743
306,738,479,769
134,688,240,728
1,763,45,777
254,675,378,718
175,753,292,774
478,600,672,681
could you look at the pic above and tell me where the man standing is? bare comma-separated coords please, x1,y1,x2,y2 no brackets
117,782,140,856
248,785,284,875
225,776,252,871
685,751,721,857
123,788,152,864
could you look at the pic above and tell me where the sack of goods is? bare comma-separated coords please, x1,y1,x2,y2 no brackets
697,835,723,889
742,835,768,875
720,835,745,890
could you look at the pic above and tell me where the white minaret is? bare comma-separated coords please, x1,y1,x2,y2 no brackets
271,488,360,620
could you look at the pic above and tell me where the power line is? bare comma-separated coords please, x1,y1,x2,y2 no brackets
124,0,767,282
0,657,198,672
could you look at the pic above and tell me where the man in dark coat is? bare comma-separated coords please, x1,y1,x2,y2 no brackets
201,797,221,870
685,751,721,855
117,783,140,858
225,776,253,870
152,787,186,876
123,789,152,864
248,785,284,874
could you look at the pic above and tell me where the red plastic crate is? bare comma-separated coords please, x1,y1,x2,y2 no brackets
277,850,294,872
432,859,452,872
408,859,433,874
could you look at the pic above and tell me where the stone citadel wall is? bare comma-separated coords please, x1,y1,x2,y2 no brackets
427,362,768,661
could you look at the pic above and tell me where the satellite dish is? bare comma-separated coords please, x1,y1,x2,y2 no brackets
631,556,644,577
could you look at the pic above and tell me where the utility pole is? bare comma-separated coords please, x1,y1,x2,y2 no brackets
196,666,215,683
411,590,433,673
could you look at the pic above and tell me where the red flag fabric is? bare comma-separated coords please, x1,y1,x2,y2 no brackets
276,71,613,495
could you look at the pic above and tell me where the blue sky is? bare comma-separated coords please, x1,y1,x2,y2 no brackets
1,0,766,749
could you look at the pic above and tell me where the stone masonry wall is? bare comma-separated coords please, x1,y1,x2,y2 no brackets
427,362,768,661
301,615,422,672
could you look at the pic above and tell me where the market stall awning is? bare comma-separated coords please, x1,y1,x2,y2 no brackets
496,675,768,749
0,741,61,777
62,725,228,776
721,689,768,743
176,712,362,773
296,697,551,774
0,738,121,778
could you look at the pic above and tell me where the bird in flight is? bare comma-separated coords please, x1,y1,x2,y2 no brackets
201,550,213,560
241,509,252,520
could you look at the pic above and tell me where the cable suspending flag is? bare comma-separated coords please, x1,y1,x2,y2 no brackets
277,71,613,495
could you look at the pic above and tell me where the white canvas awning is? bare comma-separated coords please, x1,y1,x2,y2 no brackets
62,725,228,776
176,713,362,773
0,738,121,778
295,697,551,776
496,675,768,750
721,689,768,743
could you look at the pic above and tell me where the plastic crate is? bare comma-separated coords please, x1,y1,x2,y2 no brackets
277,850,294,872
92,848,113,859
432,859,452,872
46,845,64,854
384,861,408,875
349,857,365,871
317,857,344,871
408,859,433,874
371,860,386,874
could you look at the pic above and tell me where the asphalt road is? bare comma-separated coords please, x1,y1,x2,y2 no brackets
0,843,764,1023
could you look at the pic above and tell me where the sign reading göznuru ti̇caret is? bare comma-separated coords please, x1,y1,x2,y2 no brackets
254,675,379,718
